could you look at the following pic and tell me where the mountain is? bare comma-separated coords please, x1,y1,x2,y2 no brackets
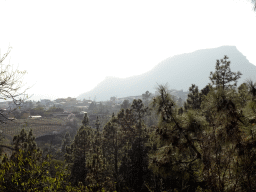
77,46,256,101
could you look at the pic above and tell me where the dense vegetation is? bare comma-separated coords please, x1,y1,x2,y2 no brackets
0,55,256,191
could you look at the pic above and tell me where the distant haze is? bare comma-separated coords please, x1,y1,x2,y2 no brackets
0,0,255,101
77,46,256,101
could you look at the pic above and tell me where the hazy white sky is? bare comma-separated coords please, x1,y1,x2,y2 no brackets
0,0,255,101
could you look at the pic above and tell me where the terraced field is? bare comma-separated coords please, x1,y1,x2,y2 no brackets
0,117,69,139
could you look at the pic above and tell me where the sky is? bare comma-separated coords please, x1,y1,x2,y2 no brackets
0,0,255,101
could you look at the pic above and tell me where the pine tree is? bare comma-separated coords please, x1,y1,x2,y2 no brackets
95,116,100,132
119,133,151,192
247,79,256,101
0,129,71,191
65,113,93,186
185,84,201,110
86,121,111,191
11,129,41,163
198,59,256,191
200,86,252,191
200,84,211,97
102,101,151,191
113,99,150,153
209,55,242,90
238,82,250,108
102,116,123,192
232,80,256,190
178,107,184,115
148,85,204,191
130,99,150,123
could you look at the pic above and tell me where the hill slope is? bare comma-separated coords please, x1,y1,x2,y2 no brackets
77,46,256,101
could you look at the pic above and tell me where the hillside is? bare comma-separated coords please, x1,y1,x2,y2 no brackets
77,46,256,101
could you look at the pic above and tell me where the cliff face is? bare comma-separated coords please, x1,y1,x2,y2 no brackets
77,46,256,101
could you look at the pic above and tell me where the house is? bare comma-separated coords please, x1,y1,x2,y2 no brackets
29,115,42,119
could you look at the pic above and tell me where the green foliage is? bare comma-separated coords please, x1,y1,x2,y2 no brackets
237,82,250,108
49,159,65,178
185,84,201,110
200,97,254,191
209,55,242,90
66,125,92,186
119,137,151,192
86,130,110,191
102,118,123,191
2,56,256,191
148,85,204,191
11,129,41,162
247,79,256,100
0,129,72,191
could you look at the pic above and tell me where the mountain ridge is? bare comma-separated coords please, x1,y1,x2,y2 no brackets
77,46,256,101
